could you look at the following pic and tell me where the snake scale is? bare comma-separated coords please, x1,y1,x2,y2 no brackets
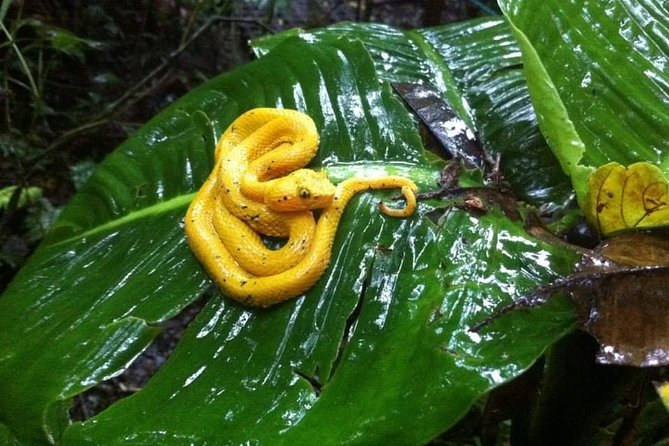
185,108,418,307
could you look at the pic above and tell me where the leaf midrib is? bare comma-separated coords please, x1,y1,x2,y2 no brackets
47,192,196,249
45,162,441,250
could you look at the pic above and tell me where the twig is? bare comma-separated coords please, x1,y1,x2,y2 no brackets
0,20,38,97
21,15,274,175
111,69,174,121
205,15,275,34
98,15,272,121
466,0,498,15
180,0,204,47
2,75,11,130
356,0,373,21
34,119,109,158
96,22,207,119
0,0,13,23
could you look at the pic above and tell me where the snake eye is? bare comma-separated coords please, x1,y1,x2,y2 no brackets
299,188,311,199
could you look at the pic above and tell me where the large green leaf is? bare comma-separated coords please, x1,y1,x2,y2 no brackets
254,20,573,208
414,19,573,207
499,0,669,202
0,23,579,446
64,210,578,445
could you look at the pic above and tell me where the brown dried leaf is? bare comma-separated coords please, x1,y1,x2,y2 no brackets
476,230,669,367
570,267,669,366
593,230,669,267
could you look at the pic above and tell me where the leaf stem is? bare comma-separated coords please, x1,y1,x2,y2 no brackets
0,19,38,98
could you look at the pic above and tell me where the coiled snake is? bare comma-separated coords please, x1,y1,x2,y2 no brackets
185,108,418,307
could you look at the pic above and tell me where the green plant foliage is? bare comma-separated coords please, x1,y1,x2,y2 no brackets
65,209,578,445
498,0,669,204
0,185,42,210
0,21,580,446
40,24,103,61
253,19,573,209
0,423,21,446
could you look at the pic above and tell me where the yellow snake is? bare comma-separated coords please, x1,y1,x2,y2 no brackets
185,108,418,307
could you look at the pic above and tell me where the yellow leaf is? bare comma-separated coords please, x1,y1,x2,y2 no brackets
656,381,669,412
585,162,669,236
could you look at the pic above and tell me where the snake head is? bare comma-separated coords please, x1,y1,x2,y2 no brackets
265,169,335,211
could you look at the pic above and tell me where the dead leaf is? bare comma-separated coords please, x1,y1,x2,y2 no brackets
474,230,669,367
570,267,669,367
392,82,488,169
592,230,669,267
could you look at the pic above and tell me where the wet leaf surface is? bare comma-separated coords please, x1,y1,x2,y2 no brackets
499,0,669,203
478,230,669,367
253,19,573,210
495,0,669,375
0,29,583,445
3,3,669,444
